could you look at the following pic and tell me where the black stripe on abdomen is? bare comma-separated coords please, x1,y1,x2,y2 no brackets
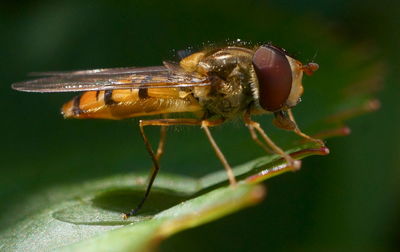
104,90,117,105
72,95,83,115
138,87,149,99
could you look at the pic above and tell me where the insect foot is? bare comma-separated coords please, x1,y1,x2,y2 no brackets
289,159,302,171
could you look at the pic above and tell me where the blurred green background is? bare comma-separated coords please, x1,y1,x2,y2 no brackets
1,0,399,251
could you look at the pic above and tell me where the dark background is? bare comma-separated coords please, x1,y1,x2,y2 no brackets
1,0,399,251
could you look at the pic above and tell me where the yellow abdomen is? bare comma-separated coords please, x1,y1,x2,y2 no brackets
62,88,203,120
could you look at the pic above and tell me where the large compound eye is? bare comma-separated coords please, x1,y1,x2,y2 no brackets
252,45,293,112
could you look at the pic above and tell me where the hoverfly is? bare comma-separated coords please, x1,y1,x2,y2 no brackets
12,44,323,218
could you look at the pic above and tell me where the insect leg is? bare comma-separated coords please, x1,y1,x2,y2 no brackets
201,120,237,186
286,109,325,146
123,118,221,218
155,113,169,162
122,120,160,219
243,113,301,171
155,125,167,161
247,125,273,153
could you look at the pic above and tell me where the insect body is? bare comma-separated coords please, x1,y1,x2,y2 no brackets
12,44,322,218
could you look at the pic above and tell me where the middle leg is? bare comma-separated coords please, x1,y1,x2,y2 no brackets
201,120,237,186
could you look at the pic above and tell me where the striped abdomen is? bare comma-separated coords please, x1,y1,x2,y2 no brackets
62,88,203,120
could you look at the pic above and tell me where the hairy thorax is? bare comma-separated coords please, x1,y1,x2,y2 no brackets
180,47,257,119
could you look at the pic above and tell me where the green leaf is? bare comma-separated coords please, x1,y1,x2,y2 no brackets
0,143,327,251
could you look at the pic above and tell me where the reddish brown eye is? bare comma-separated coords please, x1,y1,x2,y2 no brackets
252,45,293,112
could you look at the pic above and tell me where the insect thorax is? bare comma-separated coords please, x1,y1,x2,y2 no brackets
192,47,256,119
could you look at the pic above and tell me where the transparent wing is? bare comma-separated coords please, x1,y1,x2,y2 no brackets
12,66,211,93
27,66,168,77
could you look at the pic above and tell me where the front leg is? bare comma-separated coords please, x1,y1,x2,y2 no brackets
247,125,273,153
244,112,301,171
285,109,325,147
